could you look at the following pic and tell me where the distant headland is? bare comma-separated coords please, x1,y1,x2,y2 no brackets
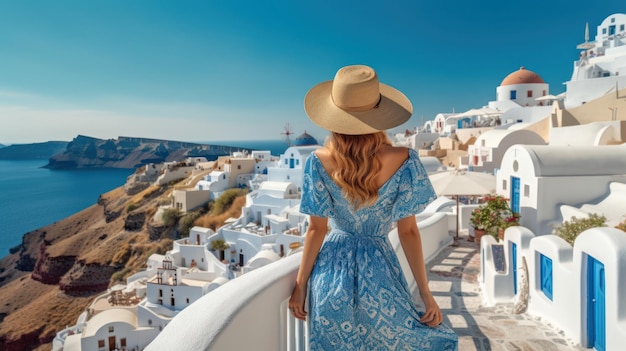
0,141,68,160
1,135,254,169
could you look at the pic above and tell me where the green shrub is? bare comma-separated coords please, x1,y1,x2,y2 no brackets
178,211,202,237
161,208,180,227
126,203,138,213
158,197,172,206
553,213,607,245
210,238,230,251
110,267,131,283
212,188,248,215
615,219,626,232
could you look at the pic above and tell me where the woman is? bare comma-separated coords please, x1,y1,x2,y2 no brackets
289,65,458,350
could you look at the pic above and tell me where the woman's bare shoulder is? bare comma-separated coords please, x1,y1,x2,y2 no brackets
379,145,410,163
313,147,336,174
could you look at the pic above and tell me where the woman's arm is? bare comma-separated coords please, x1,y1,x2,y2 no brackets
289,215,328,321
397,215,443,327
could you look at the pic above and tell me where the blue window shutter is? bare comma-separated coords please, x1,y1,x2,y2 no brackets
540,254,553,300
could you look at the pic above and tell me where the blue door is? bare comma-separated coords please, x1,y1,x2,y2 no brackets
587,256,606,351
511,176,520,214
289,158,295,168
511,243,517,294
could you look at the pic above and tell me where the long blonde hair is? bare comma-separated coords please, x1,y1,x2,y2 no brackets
326,131,392,209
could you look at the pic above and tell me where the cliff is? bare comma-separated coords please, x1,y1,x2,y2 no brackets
0,180,175,350
45,135,245,169
0,141,68,160
0,168,246,350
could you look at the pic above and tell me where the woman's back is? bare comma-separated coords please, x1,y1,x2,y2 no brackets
303,147,434,236
315,144,409,190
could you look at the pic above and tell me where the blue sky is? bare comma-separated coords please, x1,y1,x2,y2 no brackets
0,1,623,144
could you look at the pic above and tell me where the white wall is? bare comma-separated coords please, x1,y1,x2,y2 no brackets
480,226,626,350
156,166,194,186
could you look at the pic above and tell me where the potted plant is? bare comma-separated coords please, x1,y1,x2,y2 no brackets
470,207,492,243
498,211,520,240
470,194,520,243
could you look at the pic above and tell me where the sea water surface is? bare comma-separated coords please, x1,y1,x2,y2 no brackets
0,140,291,257
0,160,132,256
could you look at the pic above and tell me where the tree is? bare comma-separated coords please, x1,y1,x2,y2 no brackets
210,239,230,261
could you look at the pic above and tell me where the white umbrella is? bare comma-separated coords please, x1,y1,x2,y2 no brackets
535,94,564,101
428,169,496,240
453,107,502,118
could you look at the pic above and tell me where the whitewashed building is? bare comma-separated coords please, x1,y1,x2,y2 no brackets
566,13,626,108
466,129,546,173
495,144,626,235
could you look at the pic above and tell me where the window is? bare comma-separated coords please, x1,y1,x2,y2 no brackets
121,338,127,347
98,340,105,348
510,90,517,100
611,17,615,23
108,326,114,333
609,25,616,35
621,24,625,31
603,28,607,34
542,90,546,96
284,159,288,165
524,185,530,197
186,298,190,303
540,254,553,300
237,165,241,170
527,90,533,98
296,159,300,165
502,179,507,190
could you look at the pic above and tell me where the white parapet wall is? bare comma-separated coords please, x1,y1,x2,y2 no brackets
480,226,626,350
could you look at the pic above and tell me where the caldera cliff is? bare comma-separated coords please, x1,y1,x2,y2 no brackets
45,135,245,169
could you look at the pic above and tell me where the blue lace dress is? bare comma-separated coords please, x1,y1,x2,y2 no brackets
299,148,458,351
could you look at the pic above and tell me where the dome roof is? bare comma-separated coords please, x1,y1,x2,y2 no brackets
292,131,319,146
500,67,545,86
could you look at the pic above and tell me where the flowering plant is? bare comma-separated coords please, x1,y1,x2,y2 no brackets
470,194,520,237
469,207,495,230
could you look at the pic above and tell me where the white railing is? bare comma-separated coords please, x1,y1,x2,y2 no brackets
145,213,452,351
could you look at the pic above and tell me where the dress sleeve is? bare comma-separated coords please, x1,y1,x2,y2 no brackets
392,149,437,221
299,154,333,217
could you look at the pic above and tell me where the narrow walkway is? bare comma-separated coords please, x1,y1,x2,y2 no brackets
422,232,587,351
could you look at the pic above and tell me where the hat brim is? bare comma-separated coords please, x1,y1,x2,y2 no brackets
304,80,413,135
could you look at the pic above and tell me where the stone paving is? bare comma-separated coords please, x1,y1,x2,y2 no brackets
421,233,588,351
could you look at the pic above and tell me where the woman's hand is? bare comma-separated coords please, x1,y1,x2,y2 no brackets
420,294,443,327
289,281,308,321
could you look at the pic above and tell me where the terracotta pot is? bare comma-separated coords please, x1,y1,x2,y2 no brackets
474,229,486,245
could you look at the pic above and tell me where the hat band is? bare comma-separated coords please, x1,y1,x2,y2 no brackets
333,94,382,112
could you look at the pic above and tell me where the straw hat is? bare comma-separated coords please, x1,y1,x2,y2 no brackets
304,65,412,135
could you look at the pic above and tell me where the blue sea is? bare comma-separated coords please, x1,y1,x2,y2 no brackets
0,140,291,257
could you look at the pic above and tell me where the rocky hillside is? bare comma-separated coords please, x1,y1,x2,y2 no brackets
0,141,68,160
0,167,249,350
45,135,246,169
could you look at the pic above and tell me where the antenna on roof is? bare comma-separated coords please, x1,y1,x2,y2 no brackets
577,22,594,50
